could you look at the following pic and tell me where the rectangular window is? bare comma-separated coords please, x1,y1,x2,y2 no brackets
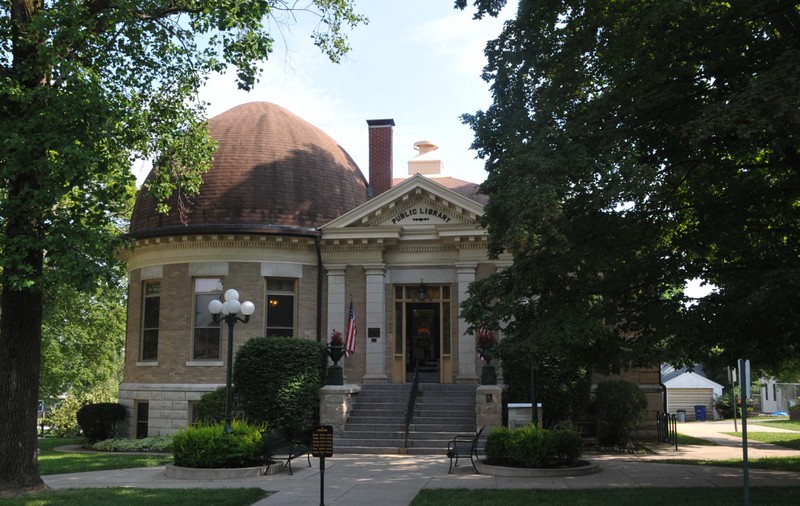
265,279,295,336
193,278,223,360
140,282,160,361
135,401,149,439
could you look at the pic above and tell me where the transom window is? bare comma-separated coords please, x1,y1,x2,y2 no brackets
265,279,296,337
193,278,223,360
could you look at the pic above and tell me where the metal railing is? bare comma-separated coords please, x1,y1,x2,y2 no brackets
656,411,678,451
403,360,421,449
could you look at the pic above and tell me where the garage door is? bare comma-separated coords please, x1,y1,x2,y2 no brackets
667,388,714,420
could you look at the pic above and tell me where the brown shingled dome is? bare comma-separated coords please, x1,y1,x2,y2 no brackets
129,102,369,237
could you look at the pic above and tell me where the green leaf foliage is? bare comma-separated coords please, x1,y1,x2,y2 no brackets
194,387,243,425
497,335,592,426
90,436,173,453
1,0,365,492
76,402,126,442
595,380,648,446
45,380,120,438
172,420,267,469
40,276,126,404
484,424,583,468
459,0,800,378
233,336,327,433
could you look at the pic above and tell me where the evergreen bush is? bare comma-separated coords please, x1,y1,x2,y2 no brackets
194,387,242,424
76,402,126,442
233,336,327,432
595,379,648,446
172,420,267,468
484,424,583,468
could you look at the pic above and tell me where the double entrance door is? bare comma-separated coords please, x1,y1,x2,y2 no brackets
406,303,440,383
392,284,452,384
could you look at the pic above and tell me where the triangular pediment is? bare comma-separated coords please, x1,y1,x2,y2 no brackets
321,174,484,231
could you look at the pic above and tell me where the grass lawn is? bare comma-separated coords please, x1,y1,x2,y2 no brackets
675,433,717,446
0,488,267,506
753,420,800,431
412,487,800,505
37,438,173,476
653,456,800,472
722,431,800,450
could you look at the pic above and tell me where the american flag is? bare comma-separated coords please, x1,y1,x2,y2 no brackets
344,300,357,357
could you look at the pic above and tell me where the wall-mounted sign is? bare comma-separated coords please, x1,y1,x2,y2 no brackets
368,327,381,338
390,207,453,225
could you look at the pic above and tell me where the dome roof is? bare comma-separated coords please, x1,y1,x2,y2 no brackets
129,102,369,238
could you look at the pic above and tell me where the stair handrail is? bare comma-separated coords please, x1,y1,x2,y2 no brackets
403,360,421,449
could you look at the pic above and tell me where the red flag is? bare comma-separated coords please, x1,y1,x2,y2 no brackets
345,300,357,357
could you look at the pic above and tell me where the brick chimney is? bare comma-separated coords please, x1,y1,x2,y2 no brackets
367,119,395,197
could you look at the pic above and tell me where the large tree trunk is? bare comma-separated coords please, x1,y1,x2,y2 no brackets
0,250,46,495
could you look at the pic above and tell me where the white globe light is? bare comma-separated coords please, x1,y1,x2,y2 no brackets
221,301,230,315
224,289,239,302
208,299,223,315
241,301,255,316
227,299,241,315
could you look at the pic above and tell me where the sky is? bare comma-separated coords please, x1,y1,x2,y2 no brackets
135,1,516,186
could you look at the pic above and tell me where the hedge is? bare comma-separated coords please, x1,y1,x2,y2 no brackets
233,335,327,433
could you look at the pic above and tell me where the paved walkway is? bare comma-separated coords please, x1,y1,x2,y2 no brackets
42,420,800,505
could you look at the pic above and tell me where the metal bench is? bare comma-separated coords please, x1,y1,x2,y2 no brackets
263,428,311,475
446,425,484,474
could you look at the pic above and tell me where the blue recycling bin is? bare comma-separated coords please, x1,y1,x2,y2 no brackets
694,405,707,422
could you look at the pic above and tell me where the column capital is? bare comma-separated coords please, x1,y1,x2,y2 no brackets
455,262,478,273
325,264,347,275
363,263,387,275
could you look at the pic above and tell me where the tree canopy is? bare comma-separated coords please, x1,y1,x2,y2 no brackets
40,275,127,404
458,1,800,378
1,0,365,494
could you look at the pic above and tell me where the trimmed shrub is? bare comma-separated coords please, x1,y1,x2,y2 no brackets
194,387,243,425
484,424,583,468
484,427,513,465
46,381,119,437
233,336,327,432
77,402,126,442
172,420,267,468
595,379,648,446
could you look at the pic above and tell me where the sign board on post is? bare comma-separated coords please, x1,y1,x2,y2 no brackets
312,425,333,506
312,425,333,457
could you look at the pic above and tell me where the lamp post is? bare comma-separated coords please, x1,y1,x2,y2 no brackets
208,289,255,433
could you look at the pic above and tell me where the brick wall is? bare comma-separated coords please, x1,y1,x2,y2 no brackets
367,119,395,197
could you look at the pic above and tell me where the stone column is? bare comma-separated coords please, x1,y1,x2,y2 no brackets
456,262,479,383
325,264,347,377
363,263,388,383
326,264,347,336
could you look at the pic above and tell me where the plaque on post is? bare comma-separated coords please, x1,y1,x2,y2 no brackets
312,425,334,457
312,425,333,506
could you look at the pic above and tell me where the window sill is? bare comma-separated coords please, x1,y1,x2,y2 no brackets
136,361,158,367
185,360,224,367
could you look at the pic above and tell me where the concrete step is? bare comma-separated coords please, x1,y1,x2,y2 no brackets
342,384,479,455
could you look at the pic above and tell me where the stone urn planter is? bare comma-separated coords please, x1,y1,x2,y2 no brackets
326,330,345,385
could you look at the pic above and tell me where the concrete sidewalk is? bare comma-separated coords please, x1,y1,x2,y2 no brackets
42,420,800,505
